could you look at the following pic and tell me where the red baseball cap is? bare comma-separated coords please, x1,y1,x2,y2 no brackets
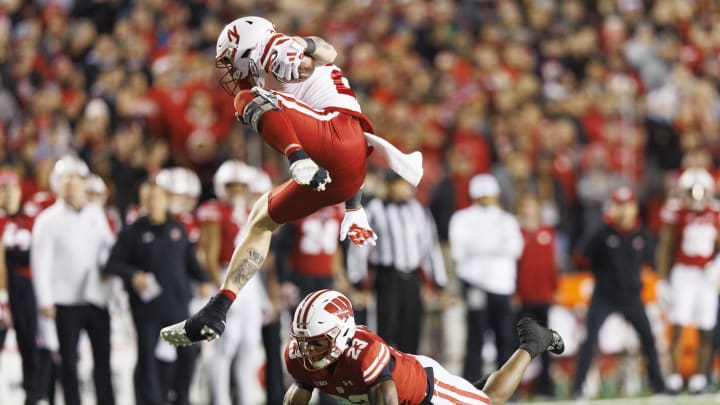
611,186,636,203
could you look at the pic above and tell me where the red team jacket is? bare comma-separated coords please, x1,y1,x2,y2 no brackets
284,326,429,405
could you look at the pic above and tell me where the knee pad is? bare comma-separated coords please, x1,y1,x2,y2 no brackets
234,88,282,132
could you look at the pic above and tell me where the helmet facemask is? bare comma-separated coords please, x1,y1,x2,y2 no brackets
678,168,716,212
216,48,264,95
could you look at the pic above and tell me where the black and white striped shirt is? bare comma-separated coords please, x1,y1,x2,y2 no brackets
347,198,447,287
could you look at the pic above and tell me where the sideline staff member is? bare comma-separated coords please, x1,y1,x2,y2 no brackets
107,182,210,405
571,187,665,397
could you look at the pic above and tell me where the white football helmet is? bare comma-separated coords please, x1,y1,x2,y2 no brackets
216,16,276,94
181,168,202,200
154,168,174,192
291,290,356,370
249,167,272,195
85,174,107,195
49,155,89,194
213,160,254,202
678,168,715,211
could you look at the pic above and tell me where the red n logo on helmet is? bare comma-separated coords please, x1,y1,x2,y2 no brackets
324,295,352,321
227,25,240,44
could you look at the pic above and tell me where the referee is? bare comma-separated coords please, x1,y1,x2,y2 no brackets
571,186,665,397
347,170,446,354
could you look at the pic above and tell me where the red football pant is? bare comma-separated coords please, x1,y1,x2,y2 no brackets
236,91,368,223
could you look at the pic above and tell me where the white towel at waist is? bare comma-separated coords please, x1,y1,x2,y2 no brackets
364,132,423,187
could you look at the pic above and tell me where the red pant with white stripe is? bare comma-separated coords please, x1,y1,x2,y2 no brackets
236,90,369,224
414,355,490,404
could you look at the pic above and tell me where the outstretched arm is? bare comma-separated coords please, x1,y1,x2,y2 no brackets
656,223,676,279
368,380,399,405
283,383,312,405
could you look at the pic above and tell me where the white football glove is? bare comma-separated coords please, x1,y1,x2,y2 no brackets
259,33,305,82
288,151,331,191
340,207,377,246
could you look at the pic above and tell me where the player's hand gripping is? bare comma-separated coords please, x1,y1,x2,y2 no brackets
340,207,377,246
160,292,233,347
260,33,305,83
287,150,331,191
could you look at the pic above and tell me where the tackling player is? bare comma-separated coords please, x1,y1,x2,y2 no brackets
162,16,385,346
283,289,564,405
657,168,720,394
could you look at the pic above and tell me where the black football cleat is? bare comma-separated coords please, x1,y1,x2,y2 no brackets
547,329,564,355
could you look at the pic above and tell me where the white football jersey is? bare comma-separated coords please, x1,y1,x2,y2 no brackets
279,65,362,113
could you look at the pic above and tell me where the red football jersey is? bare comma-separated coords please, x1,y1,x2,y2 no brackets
175,211,200,244
196,200,246,266
660,199,720,267
0,210,7,237
24,191,55,215
3,203,40,278
284,326,427,404
290,204,344,277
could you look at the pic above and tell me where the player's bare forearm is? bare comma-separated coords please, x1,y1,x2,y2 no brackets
368,381,399,405
0,247,7,291
308,36,337,64
220,247,265,293
282,384,312,405
656,224,676,279
483,349,532,404
293,36,337,65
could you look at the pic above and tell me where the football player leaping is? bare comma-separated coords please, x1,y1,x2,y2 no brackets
162,16,396,346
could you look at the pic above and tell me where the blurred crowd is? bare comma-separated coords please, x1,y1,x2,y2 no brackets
2,0,720,403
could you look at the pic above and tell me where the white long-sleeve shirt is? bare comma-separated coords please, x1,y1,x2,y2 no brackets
449,204,524,295
31,200,115,308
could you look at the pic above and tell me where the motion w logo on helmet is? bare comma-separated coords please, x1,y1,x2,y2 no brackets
324,294,352,321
